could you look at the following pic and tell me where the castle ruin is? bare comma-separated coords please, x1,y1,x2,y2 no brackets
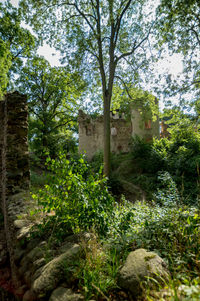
78,102,160,160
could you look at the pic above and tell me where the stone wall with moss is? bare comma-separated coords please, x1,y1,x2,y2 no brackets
0,91,30,287
78,104,160,160
78,110,132,160
0,91,30,202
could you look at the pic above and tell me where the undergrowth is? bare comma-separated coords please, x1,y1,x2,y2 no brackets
30,153,200,300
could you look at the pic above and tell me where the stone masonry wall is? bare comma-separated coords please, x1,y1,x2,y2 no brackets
0,91,30,287
78,104,160,160
78,110,132,160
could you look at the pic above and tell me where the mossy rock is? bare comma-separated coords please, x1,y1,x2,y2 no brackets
118,248,169,297
32,244,81,296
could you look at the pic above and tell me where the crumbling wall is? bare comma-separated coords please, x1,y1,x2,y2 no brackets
78,110,104,160
110,118,132,153
78,110,132,160
131,105,160,141
78,102,160,160
0,91,30,287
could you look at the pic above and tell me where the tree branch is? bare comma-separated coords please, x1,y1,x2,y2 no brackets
115,25,152,63
114,0,133,47
115,75,133,99
190,26,200,46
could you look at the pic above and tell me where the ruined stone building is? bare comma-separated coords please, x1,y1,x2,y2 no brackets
78,102,160,160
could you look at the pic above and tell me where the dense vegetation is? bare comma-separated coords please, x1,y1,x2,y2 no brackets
0,0,199,300
30,142,200,300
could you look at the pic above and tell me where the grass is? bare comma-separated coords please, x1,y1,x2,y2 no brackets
29,159,200,300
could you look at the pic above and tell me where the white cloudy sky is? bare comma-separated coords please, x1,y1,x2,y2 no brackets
3,0,186,110
4,0,183,73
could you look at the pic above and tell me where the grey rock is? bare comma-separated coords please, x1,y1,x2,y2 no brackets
22,289,37,301
32,258,46,272
63,232,95,245
49,287,84,301
14,219,30,229
16,225,33,240
14,248,26,264
20,246,44,270
118,248,169,297
26,238,41,251
59,242,76,254
32,243,81,295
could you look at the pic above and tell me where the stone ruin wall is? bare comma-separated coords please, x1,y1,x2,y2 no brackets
0,91,30,287
131,106,160,141
0,91,30,210
78,110,132,160
78,106,160,160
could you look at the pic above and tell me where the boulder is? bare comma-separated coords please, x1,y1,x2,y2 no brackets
22,289,37,301
32,243,81,295
49,287,84,301
14,219,30,229
118,248,169,297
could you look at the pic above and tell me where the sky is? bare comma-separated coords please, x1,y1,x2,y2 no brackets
4,0,183,72
3,0,185,110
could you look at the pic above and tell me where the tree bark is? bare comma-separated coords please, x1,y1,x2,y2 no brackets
103,91,111,177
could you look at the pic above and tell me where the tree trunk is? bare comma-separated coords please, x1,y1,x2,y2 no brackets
103,92,111,177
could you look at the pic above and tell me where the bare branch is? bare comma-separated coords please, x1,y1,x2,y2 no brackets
73,2,96,35
190,26,200,46
114,0,133,46
115,75,133,99
115,25,152,63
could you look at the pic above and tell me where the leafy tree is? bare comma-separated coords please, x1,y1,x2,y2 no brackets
156,0,200,100
0,1,37,87
0,38,11,99
111,85,159,121
20,0,156,176
17,56,84,158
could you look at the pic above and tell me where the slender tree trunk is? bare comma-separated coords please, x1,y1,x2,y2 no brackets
103,92,111,177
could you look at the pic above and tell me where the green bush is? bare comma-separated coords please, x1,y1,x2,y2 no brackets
130,124,200,204
131,136,166,174
107,200,200,281
153,171,180,206
32,154,114,237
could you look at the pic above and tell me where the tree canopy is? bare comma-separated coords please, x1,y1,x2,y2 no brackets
0,38,11,99
20,0,157,176
157,0,200,101
0,1,37,92
17,56,84,158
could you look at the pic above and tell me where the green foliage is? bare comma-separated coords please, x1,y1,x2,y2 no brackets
153,171,180,206
112,86,159,122
107,200,200,281
33,154,114,237
156,0,200,101
130,114,200,203
20,0,158,173
0,1,37,86
0,38,11,99
17,56,84,159
75,237,119,300
131,136,166,174
20,0,155,88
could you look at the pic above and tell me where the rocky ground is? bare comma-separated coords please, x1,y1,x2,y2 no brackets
0,191,170,301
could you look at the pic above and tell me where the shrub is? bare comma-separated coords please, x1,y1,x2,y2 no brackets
153,171,180,206
131,136,166,174
32,154,114,237
130,127,200,204
107,200,200,281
